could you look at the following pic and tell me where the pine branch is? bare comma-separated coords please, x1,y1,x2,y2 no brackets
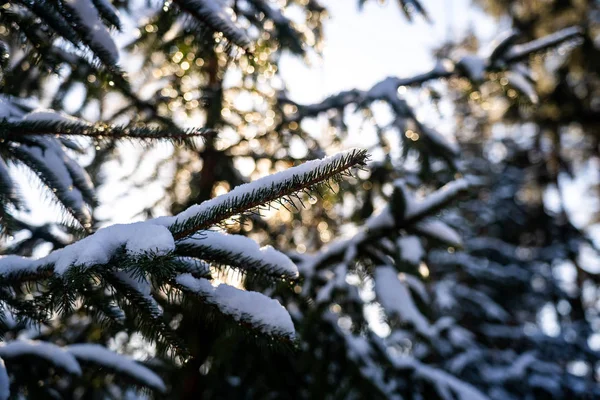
62,0,120,68
503,26,582,63
168,148,369,239
176,230,299,281
0,157,19,207
0,119,212,142
5,144,93,228
0,340,82,376
102,271,187,357
68,344,166,393
90,0,122,31
299,177,481,273
12,0,82,45
175,273,295,341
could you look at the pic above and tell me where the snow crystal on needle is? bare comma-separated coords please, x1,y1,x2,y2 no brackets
0,340,82,375
68,344,166,393
176,273,295,337
66,0,119,64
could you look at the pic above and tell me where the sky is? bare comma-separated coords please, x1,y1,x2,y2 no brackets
280,0,499,105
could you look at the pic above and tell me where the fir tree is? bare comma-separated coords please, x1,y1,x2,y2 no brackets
144,1,598,399
0,1,367,397
1,0,598,399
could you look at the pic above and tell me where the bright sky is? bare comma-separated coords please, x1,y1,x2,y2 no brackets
280,0,499,104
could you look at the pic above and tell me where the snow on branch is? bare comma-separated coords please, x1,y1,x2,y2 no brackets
8,140,94,228
0,102,211,230
0,222,175,279
173,0,252,50
298,177,478,274
0,150,364,280
0,340,82,376
177,230,299,280
91,0,122,30
413,219,463,247
504,26,582,63
391,356,489,400
14,0,82,46
68,344,166,393
175,273,295,339
403,177,480,222
375,266,433,337
166,148,369,239
64,0,120,66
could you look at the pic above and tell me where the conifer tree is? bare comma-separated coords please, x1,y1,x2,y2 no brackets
1,0,598,399
144,1,598,399
0,1,368,397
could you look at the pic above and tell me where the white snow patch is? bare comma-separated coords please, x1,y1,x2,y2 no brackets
414,219,462,246
0,340,82,375
0,255,42,277
0,222,175,277
65,0,119,64
397,236,424,265
176,273,295,337
68,344,166,392
374,266,432,337
180,230,298,278
406,178,474,220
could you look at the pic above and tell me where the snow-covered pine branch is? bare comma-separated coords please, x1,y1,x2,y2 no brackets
1,117,212,142
90,0,122,31
0,149,366,356
176,230,299,280
0,340,166,398
0,102,212,232
298,176,479,274
175,273,295,340
68,343,166,393
166,148,368,239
